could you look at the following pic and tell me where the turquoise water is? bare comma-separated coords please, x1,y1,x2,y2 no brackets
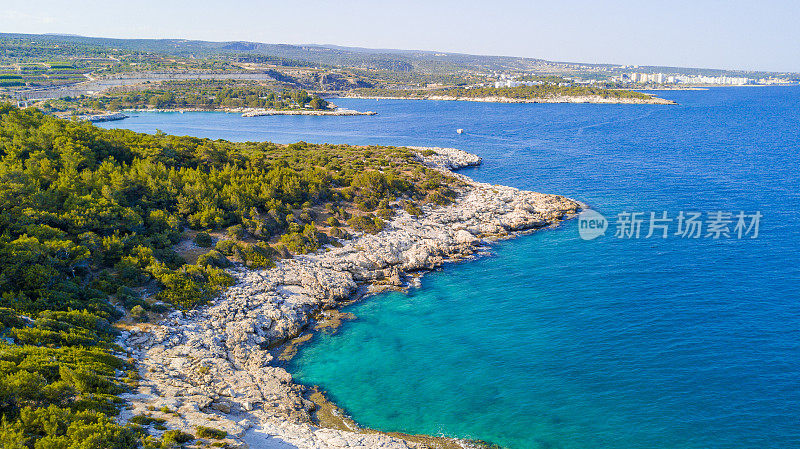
99,87,800,449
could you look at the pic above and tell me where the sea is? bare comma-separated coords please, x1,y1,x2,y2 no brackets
98,86,800,449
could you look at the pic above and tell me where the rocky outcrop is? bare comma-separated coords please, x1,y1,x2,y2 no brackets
241,108,377,117
118,147,581,448
410,146,482,170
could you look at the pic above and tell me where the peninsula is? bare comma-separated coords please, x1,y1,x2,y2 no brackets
346,85,676,105
35,79,377,119
119,147,580,449
0,104,579,448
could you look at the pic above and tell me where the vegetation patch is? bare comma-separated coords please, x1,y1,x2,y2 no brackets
0,104,457,447
195,425,226,439
38,79,331,114
354,83,652,101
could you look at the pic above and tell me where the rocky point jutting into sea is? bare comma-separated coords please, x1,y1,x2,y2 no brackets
118,147,581,448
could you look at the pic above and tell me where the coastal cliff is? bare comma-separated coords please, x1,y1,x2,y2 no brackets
118,148,581,448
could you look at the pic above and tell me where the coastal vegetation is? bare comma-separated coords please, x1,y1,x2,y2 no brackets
352,83,653,101
39,80,331,114
0,103,456,447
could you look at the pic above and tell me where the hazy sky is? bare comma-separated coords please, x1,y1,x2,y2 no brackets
2,0,799,72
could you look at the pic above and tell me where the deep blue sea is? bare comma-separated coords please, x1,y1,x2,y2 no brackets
99,87,800,449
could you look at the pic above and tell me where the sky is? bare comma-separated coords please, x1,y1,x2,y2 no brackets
1,0,799,73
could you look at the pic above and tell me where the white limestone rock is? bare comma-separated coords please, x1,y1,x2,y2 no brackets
119,147,581,448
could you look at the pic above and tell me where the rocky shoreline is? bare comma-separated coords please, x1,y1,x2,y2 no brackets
121,107,377,116
343,94,675,105
118,147,581,448
241,108,376,117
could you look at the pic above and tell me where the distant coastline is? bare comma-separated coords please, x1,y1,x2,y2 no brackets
342,93,676,105
120,107,377,116
240,108,376,117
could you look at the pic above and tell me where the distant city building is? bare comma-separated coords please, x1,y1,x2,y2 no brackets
493,78,545,88
615,72,758,85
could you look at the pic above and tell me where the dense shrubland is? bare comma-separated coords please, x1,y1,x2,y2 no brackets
39,80,330,113
353,83,652,100
0,104,456,447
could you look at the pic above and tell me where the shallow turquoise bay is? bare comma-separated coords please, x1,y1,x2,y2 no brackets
100,87,800,449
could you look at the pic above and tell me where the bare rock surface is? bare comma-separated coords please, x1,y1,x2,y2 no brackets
409,146,482,170
118,147,581,448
